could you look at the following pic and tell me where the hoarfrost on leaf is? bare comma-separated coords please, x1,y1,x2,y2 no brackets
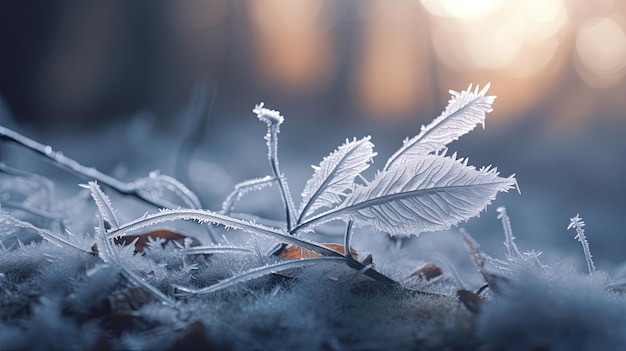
298,136,377,223
385,83,495,170
297,154,517,236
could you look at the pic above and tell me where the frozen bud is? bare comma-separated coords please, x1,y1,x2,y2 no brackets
253,102,284,126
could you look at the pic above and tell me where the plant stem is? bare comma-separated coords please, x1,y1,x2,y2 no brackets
0,125,218,243
344,220,354,259
266,123,296,231
497,206,521,258
568,214,595,275
0,125,133,193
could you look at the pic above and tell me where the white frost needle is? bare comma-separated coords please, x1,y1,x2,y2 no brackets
568,214,595,275
497,206,521,259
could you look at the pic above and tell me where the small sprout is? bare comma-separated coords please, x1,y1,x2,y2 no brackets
568,213,595,275
252,102,296,230
253,102,284,126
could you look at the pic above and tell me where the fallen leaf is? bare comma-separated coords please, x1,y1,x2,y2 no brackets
457,289,484,314
279,243,357,259
92,229,200,254
407,263,444,281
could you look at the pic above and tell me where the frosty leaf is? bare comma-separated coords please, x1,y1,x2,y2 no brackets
80,181,120,230
384,83,495,170
297,154,517,236
297,136,376,223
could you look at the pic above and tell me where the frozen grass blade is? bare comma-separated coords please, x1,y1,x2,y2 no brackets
105,209,396,284
568,214,595,275
221,176,275,214
497,206,521,259
0,162,55,209
183,245,252,255
0,125,134,194
106,208,344,258
94,216,175,305
131,172,202,210
343,220,354,260
0,125,203,211
173,257,348,295
80,181,120,230
0,210,89,252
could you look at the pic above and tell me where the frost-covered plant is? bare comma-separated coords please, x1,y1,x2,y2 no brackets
3,83,623,350
0,83,516,299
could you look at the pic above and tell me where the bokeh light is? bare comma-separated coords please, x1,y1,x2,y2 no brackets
0,0,625,128
355,1,431,119
575,15,626,88
249,0,336,92
420,0,505,20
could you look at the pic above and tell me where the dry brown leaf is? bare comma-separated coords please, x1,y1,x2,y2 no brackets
408,263,444,281
457,289,484,314
279,243,357,259
92,229,200,254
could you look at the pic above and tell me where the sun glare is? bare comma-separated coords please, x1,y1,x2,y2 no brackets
429,0,566,74
421,0,505,20
575,16,626,87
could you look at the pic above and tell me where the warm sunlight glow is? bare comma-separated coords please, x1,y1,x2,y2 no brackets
575,16,626,87
356,1,430,119
248,0,335,91
430,0,566,74
518,0,567,42
427,0,568,121
421,0,505,20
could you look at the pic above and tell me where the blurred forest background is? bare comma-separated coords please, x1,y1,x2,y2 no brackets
0,0,625,272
